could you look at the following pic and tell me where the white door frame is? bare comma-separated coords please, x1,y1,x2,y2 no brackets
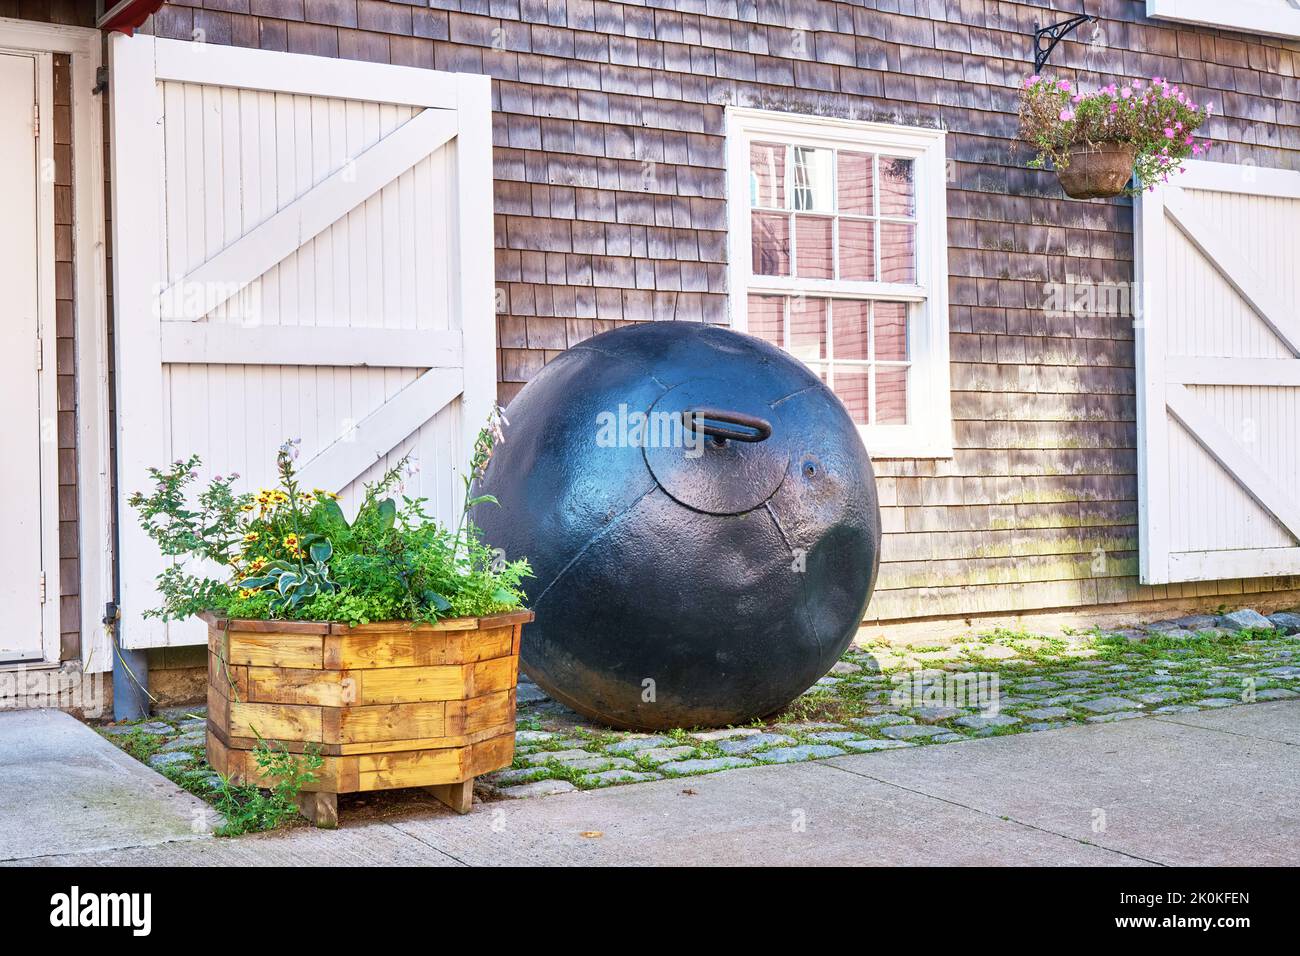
109,35,496,651
1136,158,1300,583
0,18,110,668
0,45,54,663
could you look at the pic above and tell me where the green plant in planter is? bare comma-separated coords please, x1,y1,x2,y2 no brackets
1018,75,1212,195
128,408,531,626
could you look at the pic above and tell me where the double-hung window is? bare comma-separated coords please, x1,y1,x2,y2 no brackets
726,108,953,458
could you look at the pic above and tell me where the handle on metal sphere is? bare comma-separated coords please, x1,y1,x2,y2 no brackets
682,407,773,443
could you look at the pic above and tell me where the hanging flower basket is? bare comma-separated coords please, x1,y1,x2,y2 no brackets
1018,75,1213,199
1055,141,1137,199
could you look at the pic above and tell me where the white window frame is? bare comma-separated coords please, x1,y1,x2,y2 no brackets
1146,0,1300,40
725,107,953,459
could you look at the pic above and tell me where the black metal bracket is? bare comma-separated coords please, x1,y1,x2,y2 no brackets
92,65,108,96
1033,11,1098,74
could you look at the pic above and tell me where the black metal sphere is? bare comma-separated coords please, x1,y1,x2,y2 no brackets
475,322,881,730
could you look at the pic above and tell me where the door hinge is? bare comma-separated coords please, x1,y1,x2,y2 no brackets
35,335,42,370
39,572,47,604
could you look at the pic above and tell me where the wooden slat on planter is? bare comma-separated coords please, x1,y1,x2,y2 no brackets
323,622,516,668
468,656,517,696
355,664,470,704
245,666,349,706
445,689,515,737
224,632,326,669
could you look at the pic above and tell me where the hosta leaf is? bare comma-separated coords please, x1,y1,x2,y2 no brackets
321,498,348,528
423,590,451,612
309,540,333,564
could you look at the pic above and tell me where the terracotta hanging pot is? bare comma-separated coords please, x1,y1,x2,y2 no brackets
1056,141,1137,199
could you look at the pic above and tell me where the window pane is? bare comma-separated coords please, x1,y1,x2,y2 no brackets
795,215,833,279
880,157,915,217
750,142,786,209
876,366,908,424
879,221,916,284
747,294,784,347
831,300,870,361
791,146,834,212
751,212,790,276
789,296,827,363
835,366,870,425
838,218,875,281
873,301,908,361
837,151,874,215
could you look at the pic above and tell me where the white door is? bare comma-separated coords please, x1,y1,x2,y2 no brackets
0,51,53,663
109,36,496,649
1136,159,1300,583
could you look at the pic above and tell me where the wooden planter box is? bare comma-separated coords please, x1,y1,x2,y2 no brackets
202,610,532,827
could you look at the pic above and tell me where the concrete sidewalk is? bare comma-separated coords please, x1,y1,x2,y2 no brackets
0,710,211,863
6,701,1297,866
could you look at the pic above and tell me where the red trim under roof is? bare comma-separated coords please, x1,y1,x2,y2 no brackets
98,0,166,36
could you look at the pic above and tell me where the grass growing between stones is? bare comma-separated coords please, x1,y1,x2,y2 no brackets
91,611,1300,810
497,613,1300,795
94,716,322,837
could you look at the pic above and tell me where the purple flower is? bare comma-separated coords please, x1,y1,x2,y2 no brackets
1059,108,1075,121
1163,127,1175,138
1057,79,1072,92
1120,86,1132,99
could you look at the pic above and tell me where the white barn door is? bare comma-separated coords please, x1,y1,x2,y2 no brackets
109,36,495,648
1137,160,1300,583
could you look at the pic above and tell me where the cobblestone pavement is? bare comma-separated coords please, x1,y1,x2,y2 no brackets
94,607,1300,808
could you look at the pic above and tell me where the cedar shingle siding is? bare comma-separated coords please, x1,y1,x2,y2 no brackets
131,0,1299,623
53,53,80,660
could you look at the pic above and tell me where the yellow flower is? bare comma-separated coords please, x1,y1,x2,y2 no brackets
313,488,338,501
239,588,254,599
240,503,254,513
243,532,259,543
248,557,268,574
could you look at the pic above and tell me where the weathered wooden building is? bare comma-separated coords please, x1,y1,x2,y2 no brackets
2,0,1299,700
